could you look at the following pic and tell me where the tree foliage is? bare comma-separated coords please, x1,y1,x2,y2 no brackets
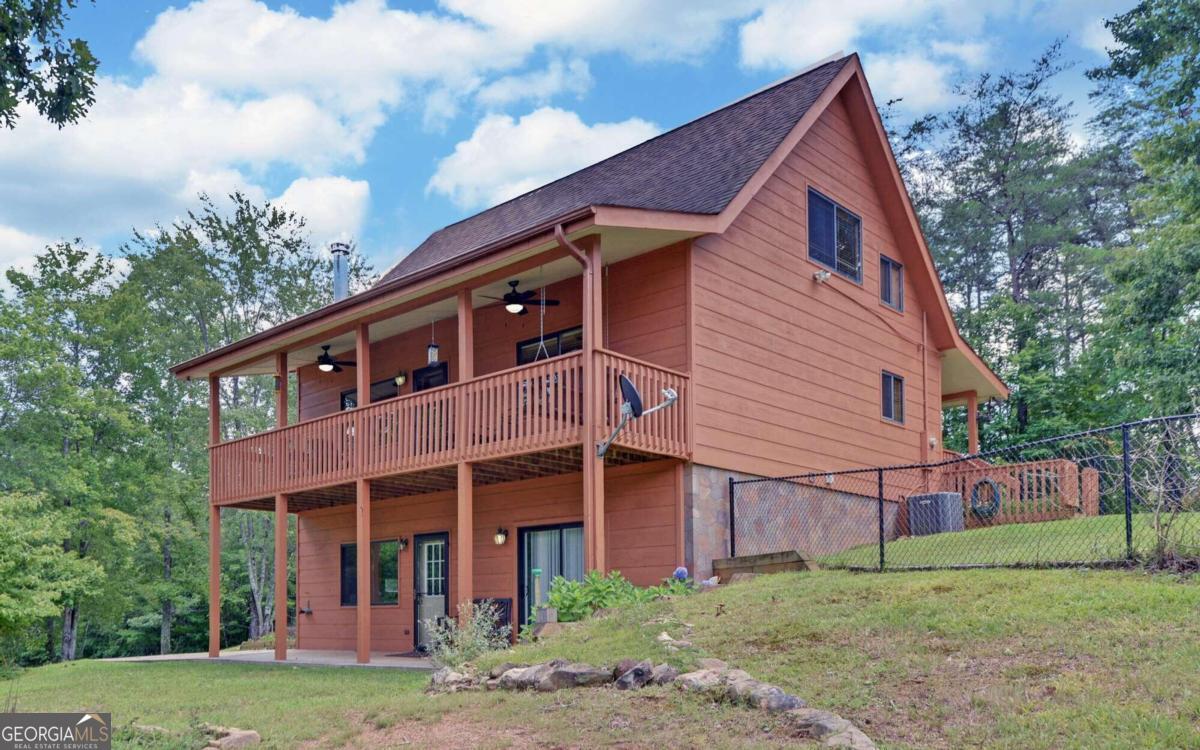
0,0,98,128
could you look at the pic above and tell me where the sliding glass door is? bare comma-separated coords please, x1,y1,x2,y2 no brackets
518,524,583,625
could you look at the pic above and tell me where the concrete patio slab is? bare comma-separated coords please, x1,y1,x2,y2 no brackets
103,649,433,670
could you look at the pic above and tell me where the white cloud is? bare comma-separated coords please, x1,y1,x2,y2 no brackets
0,225,51,276
442,0,761,63
739,0,933,70
275,177,371,245
428,107,659,209
1079,16,1116,56
864,52,956,113
477,59,593,108
930,40,990,68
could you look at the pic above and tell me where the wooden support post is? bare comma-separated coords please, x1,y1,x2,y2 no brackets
274,494,288,661
208,375,221,445
355,478,370,664
580,236,606,573
456,462,473,621
457,289,473,381
208,504,221,657
208,374,222,658
966,391,979,455
456,289,475,619
275,352,288,428
355,322,371,409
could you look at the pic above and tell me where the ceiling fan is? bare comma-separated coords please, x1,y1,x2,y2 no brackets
316,345,355,373
484,280,560,315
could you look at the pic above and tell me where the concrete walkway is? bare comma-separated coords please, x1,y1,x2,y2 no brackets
104,648,432,670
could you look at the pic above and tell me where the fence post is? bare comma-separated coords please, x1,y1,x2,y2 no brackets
1122,423,1134,560
877,468,885,572
728,476,736,558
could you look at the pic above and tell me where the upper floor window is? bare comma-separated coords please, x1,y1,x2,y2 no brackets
880,255,903,310
516,325,583,365
340,378,399,410
882,371,904,424
808,188,862,282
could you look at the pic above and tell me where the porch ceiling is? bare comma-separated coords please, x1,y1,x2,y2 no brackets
221,445,664,512
195,224,695,379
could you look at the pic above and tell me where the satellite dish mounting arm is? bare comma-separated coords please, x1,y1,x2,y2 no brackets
597,373,678,457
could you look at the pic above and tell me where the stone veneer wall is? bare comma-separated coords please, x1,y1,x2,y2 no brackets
685,464,901,578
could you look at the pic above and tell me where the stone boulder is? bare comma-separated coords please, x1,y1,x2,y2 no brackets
676,665,805,714
536,661,612,691
429,666,478,692
650,663,679,685
614,660,654,690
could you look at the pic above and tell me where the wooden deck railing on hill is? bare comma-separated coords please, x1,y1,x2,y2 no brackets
936,457,1102,527
209,350,690,505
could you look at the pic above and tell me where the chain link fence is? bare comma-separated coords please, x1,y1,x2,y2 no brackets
730,414,1200,571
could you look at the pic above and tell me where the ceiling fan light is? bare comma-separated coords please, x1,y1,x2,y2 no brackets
318,362,335,373
505,302,525,314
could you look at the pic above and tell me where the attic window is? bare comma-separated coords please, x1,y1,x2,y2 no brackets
808,188,862,282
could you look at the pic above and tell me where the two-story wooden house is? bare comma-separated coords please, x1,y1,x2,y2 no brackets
171,54,1006,663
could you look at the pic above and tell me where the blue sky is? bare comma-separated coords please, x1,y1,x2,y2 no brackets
0,0,1133,277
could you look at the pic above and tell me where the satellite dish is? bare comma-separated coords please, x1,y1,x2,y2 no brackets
619,374,643,418
597,373,678,457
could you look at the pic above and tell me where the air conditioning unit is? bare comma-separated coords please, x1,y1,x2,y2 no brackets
907,493,965,536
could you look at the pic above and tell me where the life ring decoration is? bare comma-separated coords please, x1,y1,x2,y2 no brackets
970,477,1002,519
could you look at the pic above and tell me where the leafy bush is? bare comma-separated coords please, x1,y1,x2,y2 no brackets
424,600,511,668
546,570,694,623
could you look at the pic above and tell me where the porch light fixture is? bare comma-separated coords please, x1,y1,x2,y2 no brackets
394,370,408,388
427,320,439,364
493,527,508,546
398,537,408,552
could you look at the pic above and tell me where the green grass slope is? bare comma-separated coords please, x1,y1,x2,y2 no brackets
485,568,1200,750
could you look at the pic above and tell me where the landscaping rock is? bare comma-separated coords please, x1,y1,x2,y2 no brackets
497,662,555,690
429,666,480,692
676,668,724,692
200,725,260,749
613,658,641,679
488,662,526,679
787,709,876,749
655,631,692,651
614,660,654,690
696,657,728,671
650,663,679,685
536,662,613,691
207,730,261,749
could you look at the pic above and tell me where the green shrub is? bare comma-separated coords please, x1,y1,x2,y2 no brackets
424,600,511,668
546,571,694,623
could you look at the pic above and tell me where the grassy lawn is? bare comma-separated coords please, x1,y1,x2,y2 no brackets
7,568,1199,749
821,512,1200,569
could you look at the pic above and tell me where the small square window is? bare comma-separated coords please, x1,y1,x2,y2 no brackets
880,255,903,310
882,371,904,423
808,188,861,282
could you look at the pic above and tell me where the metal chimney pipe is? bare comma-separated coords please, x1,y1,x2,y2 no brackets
330,242,350,301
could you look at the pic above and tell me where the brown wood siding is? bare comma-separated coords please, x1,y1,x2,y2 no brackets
297,244,687,421
691,91,942,477
294,460,681,652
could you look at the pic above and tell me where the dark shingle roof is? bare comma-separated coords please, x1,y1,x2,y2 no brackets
379,55,851,286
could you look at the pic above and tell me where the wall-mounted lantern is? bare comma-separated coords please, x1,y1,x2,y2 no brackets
493,527,508,546
394,370,408,388
398,537,409,552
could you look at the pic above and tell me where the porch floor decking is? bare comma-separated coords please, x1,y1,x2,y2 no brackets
103,649,433,670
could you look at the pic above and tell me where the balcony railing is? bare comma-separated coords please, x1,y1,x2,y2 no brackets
210,350,690,505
